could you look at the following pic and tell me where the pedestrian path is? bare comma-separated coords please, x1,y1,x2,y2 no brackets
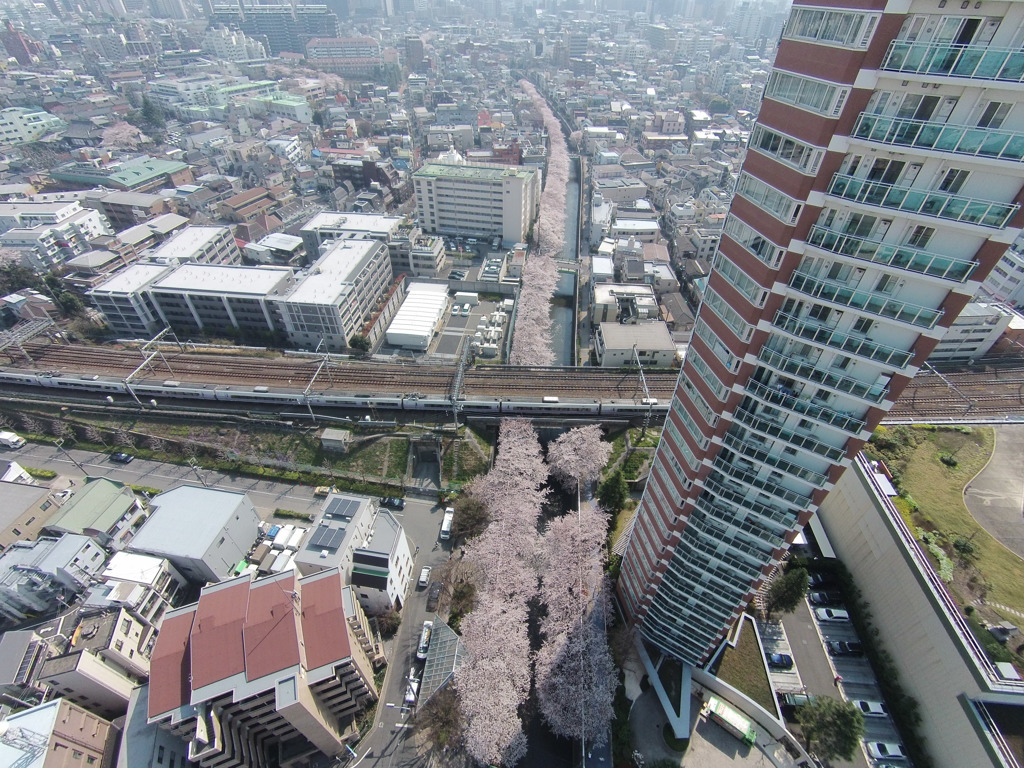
975,600,1024,620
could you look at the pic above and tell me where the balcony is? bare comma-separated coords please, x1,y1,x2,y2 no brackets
711,455,812,507
692,494,786,550
827,173,1018,229
758,346,889,403
701,473,797,527
745,378,867,434
721,429,830,486
773,310,913,368
881,40,1024,83
789,269,944,329
732,405,845,462
806,224,977,283
852,112,1024,162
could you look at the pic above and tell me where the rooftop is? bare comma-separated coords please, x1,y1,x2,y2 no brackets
101,550,168,587
45,477,135,538
414,162,535,181
301,211,402,237
282,239,380,306
0,479,49,532
89,263,173,296
599,321,675,351
0,698,61,768
146,225,230,262
294,493,372,572
152,263,292,296
129,486,254,560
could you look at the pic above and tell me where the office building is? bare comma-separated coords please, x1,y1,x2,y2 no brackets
305,37,383,77
147,568,378,765
414,162,540,244
618,0,1024,735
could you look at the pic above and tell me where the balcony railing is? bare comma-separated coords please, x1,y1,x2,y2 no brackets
702,472,797,526
722,429,830,486
712,455,813,507
827,173,1019,229
745,378,867,434
789,269,944,329
692,494,786,550
881,39,1024,83
732,406,846,462
853,112,1024,162
758,346,889,403
773,310,914,368
806,224,977,283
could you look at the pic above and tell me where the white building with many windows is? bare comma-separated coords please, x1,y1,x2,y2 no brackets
413,162,540,245
0,107,65,145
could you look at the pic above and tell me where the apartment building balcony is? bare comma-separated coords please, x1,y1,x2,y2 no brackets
852,112,1024,162
789,268,944,329
806,223,978,283
758,345,889,403
881,40,1024,83
711,453,813,508
701,472,797,528
721,429,830,486
773,310,913,368
692,492,791,546
827,173,1018,229
745,378,867,434
732,405,846,462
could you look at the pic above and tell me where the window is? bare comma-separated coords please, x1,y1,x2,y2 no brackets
749,125,825,175
939,168,969,195
853,317,874,334
736,173,803,224
977,101,1011,129
73,751,83,760
120,618,132,634
784,7,879,47
158,746,165,764
765,70,849,117
907,225,934,248
11,528,20,536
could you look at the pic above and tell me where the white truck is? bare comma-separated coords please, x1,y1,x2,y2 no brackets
440,508,455,540
0,431,26,449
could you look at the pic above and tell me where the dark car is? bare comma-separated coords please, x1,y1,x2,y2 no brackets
808,591,843,606
426,581,442,612
110,452,134,464
779,692,816,709
827,640,864,656
766,653,794,670
380,496,406,510
808,572,831,588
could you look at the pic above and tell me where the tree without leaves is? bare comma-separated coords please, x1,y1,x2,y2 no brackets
452,493,489,541
546,424,612,492
764,567,809,620
415,685,465,751
797,696,865,761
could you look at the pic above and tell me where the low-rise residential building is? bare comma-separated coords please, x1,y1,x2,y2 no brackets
249,93,314,123
592,283,659,324
593,177,648,204
0,106,65,145
43,478,145,551
0,698,120,767
391,230,444,277
83,551,187,629
0,479,54,553
0,535,108,625
81,190,172,231
244,232,305,265
37,607,151,718
127,486,260,585
148,569,378,765
595,322,676,368
0,289,59,323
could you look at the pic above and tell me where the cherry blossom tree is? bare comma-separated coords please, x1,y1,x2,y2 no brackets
546,424,613,493
510,79,573,366
535,589,617,747
101,122,147,150
538,504,607,637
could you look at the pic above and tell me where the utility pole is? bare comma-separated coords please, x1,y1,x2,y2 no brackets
187,458,209,487
53,438,87,474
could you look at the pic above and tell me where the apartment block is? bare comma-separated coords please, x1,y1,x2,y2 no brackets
0,698,119,768
148,568,377,766
618,0,1024,737
145,225,239,266
305,37,383,77
0,107,65,145
0,200,111,269
414,162,540,244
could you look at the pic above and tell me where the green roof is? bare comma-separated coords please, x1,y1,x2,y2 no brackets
51,156,189,191
47,477,135,536
414,163,535,180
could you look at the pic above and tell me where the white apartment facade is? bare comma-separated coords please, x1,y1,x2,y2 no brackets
413,162,540,245
0,200,111,269
0,107,65,145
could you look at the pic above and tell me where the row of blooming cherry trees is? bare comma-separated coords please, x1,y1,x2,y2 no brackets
509,80,572,366
453,419,615,765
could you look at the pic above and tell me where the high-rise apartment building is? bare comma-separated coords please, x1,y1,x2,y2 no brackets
619,0,1024,721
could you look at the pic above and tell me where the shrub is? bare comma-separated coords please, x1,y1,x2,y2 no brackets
24,467,57,479
939,453,958,467
274,509,313,522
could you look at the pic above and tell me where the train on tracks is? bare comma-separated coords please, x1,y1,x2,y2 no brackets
0,367,669,419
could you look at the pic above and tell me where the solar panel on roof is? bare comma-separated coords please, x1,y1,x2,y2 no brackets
310,525,333,548
323,528,345,550
310,525,345,551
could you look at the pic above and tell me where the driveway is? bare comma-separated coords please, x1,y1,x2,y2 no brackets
963,424,1024,559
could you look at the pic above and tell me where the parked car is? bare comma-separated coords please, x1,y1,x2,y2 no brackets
867,742,906,760
451,303,460,316
766,653,794,670
404,668,420,705
808,591,843,606
827,640,864,656
54,489,74,502
852,700,888,717
461,303,471,316
110,452,134,464
418,566,432,588
779,692,816,709
808,572,832,588
426,581,442,612
814,607,851,623
380,496,406,510
416,620,433,660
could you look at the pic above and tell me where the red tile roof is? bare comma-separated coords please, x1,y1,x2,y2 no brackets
189,580,249,690
243,574,301,682
300,570,351,671
147,610,195,719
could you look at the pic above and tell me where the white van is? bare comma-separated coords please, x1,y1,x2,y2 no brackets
440,507,455,540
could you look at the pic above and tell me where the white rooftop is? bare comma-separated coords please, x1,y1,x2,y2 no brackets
153,263,292,295
283,239,379,305
302,211,402,237
146,225,229,262
101,550,167,586
89,263,173,295
0,698,61,768
386,282,448,338
130,485,253,559
599,321,675,351
258,232,303,251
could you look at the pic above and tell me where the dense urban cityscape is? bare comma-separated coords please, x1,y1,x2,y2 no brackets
0,1,1023,768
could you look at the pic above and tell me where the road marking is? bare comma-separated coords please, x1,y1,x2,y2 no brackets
385,703,395,708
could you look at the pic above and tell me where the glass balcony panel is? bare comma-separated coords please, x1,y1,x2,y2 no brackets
882,41,1024,82
758,346,889,403
854,113,1024,162
773,309,913,368
827,173,1018,228
789,269,942,328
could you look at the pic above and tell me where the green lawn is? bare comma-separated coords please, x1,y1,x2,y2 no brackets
870,426,1024,616
711,620,774,713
